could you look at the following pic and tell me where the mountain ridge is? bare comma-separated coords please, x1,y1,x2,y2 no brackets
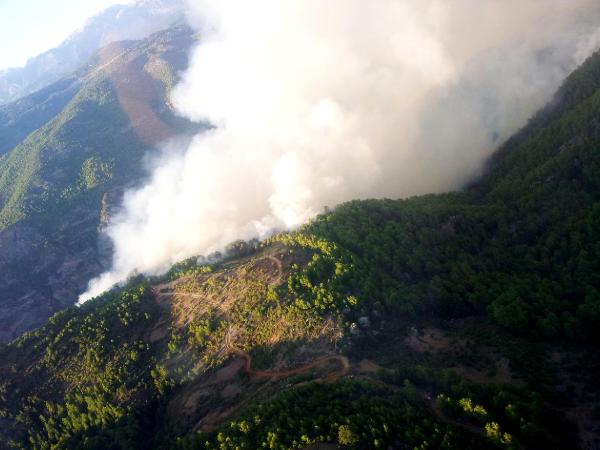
0,0,185,105
1,43,599,449
0,25,197,343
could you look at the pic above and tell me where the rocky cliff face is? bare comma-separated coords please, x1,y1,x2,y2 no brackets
0,208,103,342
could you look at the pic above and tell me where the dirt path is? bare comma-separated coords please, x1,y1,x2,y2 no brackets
426,396,525,449
427,397,484,437
153,288,225,312
192,350,349,433
266,255,283,284
230,348,349,382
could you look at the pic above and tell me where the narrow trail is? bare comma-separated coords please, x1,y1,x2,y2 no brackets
426,396,525,449
151,254,284,302
230,348,349,381
427,399,484,437
350,373,512,446
156,291,203,301
191,350,350,433
266,255,283,284
150,254,286,324
152,288,222,311
152,274,497,443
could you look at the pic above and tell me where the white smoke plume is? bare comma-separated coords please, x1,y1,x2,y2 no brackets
80,0,600,302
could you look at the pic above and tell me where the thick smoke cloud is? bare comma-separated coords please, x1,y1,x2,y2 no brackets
80,0,600,302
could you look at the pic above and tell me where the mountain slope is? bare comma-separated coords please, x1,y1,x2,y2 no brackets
0,25,196,343
1,49,600,449
0,0,184,105
0,77,82,156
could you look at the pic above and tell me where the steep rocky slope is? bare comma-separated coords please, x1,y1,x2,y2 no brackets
0,25,196,342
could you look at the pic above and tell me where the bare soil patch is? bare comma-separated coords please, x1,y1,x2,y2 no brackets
221,383,243,399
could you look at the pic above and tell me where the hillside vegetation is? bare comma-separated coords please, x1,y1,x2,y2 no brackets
0,26,197,343
1,46,600,450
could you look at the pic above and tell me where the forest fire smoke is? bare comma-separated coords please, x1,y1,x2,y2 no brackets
80,0,600,302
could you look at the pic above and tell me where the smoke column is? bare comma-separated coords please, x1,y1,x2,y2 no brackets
80,0,600,302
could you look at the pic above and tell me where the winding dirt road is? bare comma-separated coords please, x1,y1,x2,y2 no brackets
230,348,350,382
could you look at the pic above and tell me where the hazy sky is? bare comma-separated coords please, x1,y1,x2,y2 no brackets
0,0,129,71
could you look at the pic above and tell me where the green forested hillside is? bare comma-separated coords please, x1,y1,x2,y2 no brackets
0,27,194,230
0,26,196,343
0,77,81,156
0,48,599,450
